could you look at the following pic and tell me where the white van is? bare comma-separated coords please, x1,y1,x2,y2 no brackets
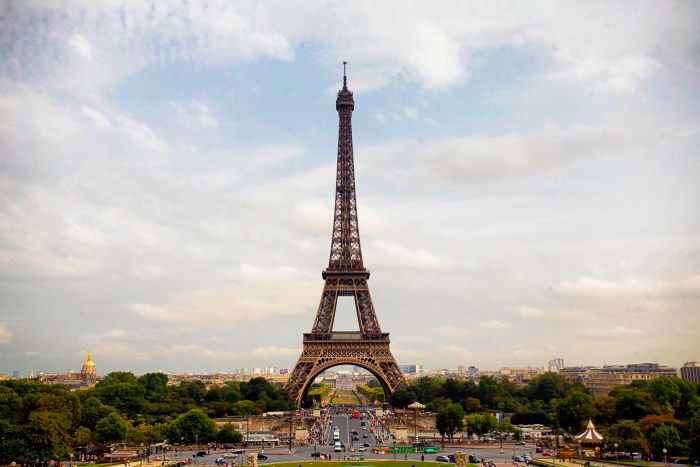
334,442,342,452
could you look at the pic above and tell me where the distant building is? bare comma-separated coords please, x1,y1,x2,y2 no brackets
81,353,97,382
400,364,418,374
680,362,700,383
12,370,19,378
546,358,564,373
586,363,677,396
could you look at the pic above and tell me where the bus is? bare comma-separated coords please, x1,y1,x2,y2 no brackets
352,411,360,418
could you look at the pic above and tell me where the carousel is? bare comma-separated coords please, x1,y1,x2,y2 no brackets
575,419,604,457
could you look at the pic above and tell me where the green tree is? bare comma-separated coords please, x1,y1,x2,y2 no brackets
96,382,146,414
462,397,481,413
466,413,498,440
73,426,94,447
606,420,649,458
526,373,569,404
95,412,128,443
497,417,522,440
553,391,596,433
81,397,113,429
166,409,216,445
23,411,72,464
647,378,681,414
478,376,501,408
217,423,243,443
138,372,169,401
650,424,688,457
97,371,139,386
436,403,465,443
613,387,658,420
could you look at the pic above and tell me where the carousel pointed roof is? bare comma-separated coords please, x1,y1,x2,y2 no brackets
575,419,604,442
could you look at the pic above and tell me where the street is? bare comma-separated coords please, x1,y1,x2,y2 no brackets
167,414,554,466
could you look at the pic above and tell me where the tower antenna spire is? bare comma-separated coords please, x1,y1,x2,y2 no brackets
343,61,347,89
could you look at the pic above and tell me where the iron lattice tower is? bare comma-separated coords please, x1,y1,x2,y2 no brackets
285,65,407,406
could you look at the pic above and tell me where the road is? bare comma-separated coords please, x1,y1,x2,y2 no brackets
167,414,558,466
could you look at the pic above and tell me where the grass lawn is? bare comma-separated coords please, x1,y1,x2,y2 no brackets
264,462,470,467
328,390,360,405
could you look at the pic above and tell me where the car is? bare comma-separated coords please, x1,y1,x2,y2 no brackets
329,441,335,445
516,441,526,446
358,446,366,452
222,453,240,458
436,455,451,463
257,454,268,460
311,452,325,458
514,457,525,462
535,447,543,453
153,458,170,462
363,443,370,447
447,455,456,462
362,434,368,438
216,459,226,465
542,451,553,456
195,452,207,457
424,448,440,454
523,454,532,460
344,456,363,461
369,428,374,433
469,455,481,463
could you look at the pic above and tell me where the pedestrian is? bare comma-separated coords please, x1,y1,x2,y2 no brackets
421,455,425,462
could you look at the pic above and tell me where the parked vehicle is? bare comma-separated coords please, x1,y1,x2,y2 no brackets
469,455,481,463
257,454,268,460
542,451,553,456
436,455,451,463
514,456,525,462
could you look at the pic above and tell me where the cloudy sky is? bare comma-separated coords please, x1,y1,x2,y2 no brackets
1,1,699,376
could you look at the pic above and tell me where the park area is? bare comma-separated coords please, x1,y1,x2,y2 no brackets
328,390,360,405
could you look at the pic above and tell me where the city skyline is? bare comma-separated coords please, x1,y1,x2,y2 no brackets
1,1,699,374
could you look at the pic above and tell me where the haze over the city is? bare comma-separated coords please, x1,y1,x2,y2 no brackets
1,1,699,375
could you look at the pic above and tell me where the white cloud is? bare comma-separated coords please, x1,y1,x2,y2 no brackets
438,325,472,338
479,320,512,330
512,306,544,319
131,265,317,329
24,351,40,356
250,346,300,358
154,344,237,360
68,34,93,60
552,276,670,300
0,323,11,343
578,327,645,337
370,240,450,271
5,2,697,95
362,117,682,188
436,344,473,360
81,106,111,129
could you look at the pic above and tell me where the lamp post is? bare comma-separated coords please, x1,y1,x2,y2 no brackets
245,413,250,448
662,448,668,467
614,443,619,467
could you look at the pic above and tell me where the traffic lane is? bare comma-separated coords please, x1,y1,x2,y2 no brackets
253,445,549,465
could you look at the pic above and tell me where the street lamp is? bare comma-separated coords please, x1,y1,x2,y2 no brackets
614,443,619,467
662,448,668,467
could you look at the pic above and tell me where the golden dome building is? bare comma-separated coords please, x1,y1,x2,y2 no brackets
80,353,97,382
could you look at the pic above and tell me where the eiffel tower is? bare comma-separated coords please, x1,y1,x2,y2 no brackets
285,64,407,406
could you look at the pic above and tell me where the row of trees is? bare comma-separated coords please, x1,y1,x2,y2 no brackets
0,374,284,463
392,373,699,460
435,404,522,443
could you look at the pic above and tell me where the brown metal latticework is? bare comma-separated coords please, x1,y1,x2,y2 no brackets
285,66,406,406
